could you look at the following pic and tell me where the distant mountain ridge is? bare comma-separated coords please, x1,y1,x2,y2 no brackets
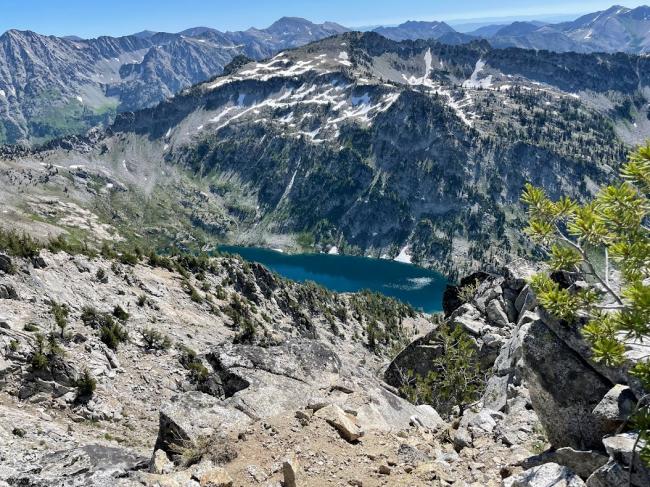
3,5,650,145
0,17,347,144
471,5,650,53
370,5,650,55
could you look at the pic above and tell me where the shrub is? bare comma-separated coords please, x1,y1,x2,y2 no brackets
399,325,485,417
224,295,257,343
178,344,209,384
9,339,19,352
81,306,115,329
23,323,39,332
47,235,93,256
118,251,139,266
177,343,197,364
457,280,480,304
112,305,130,321
96,268,108,283
233,318,256,344
31,350,49,371
50,301,69,338
137,294,147,307
76,369,97,398
169,433,237,468
100,322,129,350
30,333,64,372
213,285,227,300
522,143,650,465
46,333,65,359
0,229,40,258
141,328,172,350
184,281,203,304
148,251,175,272
100,242,117,259
186,361,210,383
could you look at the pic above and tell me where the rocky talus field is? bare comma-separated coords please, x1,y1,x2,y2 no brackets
0,241,647,486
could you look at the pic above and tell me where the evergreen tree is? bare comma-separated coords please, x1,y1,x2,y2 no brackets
522,143,650,465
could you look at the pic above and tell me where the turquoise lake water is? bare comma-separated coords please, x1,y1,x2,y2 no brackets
219,246,447,313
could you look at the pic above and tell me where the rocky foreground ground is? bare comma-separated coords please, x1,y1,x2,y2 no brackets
0,246,648,486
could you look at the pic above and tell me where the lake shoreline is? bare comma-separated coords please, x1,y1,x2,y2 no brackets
218,245,448,313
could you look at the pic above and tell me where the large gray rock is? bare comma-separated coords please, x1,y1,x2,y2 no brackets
155,391,250,458
520,317,615,450
206,339,443,435
383,328,441,387
536,309,640,394
586,433,650,487
314,404,364,442
591,384,636,429
453,314,486,336
449,303,488,336
482,315,535,414
474,277,505,313
150,449,174,475
520,447,608,479
515,285,537,317
5,444,148,486
486,298,510,327
503,462,586,487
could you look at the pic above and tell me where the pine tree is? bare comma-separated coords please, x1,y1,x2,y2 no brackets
521,143,650,465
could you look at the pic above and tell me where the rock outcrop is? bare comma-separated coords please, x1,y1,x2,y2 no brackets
386,263,649,486
504,462,586,487
519,315,616,450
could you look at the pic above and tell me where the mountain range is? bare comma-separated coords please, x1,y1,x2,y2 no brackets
1,4,650,487
0,17,347,144
373,5,650,54
469,5,650,53
3,5,650,145
3,30,648,277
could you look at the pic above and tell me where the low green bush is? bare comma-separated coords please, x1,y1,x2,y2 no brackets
100,322,128,350
141,328,172,350
399,325,485,417
76,369,97,397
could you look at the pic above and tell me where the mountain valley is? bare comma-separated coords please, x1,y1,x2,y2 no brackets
2,32,644,277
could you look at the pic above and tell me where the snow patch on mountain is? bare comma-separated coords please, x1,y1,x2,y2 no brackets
395,246,412,264
462,60,493,89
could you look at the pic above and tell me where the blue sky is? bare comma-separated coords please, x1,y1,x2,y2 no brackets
2,1,649,38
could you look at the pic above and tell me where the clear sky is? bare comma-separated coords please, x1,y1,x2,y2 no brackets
2,1,649,38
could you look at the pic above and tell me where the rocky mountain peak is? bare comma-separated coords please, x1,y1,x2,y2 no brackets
627,4,650,19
